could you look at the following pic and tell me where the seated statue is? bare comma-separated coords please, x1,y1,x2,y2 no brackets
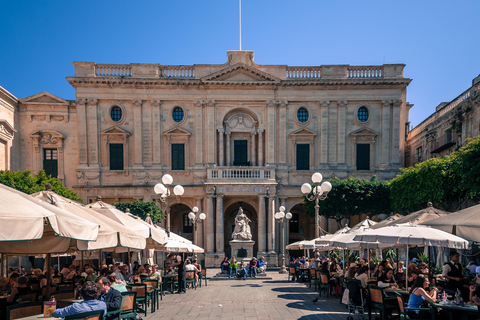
232,207,252,240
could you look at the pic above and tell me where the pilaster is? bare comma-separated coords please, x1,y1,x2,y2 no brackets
266,100,277,165
320,101,330,166
205,195,215,253
76,99,88,165
250,131,256,166
258,128,264,166
381,100,392,167
205,100,216,165
338,100,347,166
151,100,162,165
328,100,338,164
142,100,152,165
194,100,204,166
133,99,143,168
278,101,288,166
257,195,266,253
87,99,99,168
218,127,225,166
215,194,224,254
267,196,276,253
392,99,402,165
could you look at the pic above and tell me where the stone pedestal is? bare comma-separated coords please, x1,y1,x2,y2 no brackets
229,240,255,260
205,252,225,268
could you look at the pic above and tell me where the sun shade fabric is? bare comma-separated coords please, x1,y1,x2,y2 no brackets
30,191,146,251
353,223,471,249
87,201,167,246
372,206,449,229
421,203,480,242
0,183,99,254
286,240,315,250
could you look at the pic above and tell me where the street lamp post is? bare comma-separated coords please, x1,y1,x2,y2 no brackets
301,172,332,269
275,206,292,274
188,206,206,259
154,174,184,234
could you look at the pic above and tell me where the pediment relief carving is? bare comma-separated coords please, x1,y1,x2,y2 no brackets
21,92,68,105
224,113,257,132
349,128,378,137
202,63,280,82
101,126,131,142
163,127,192,137
0,120,16,140
289,128,317,137
29,130,65,151
102,126,131,136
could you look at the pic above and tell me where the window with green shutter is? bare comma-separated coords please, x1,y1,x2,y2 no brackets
356,144,370,170
296,144,310,170
43,149,58,178
171,144,185,170
109,144,124,170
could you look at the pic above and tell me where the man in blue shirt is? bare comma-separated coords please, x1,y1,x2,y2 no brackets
52,281,107,318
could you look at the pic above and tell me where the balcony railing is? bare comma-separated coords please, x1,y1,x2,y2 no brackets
207,167,275,181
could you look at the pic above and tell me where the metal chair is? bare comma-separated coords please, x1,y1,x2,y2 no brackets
186,271,196,290
64,309,104,320
319,273,330,298
346,279,367,320
367,285,398,320
288,267,297,282
309,268,317,289
142,279,159,312
199,269,207,287
6,301,43,320
395,292,431,320
52,290,75,301
127,283,149,317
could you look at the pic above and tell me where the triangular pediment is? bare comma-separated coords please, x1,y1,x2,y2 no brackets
163,127,191,136
349,128,378,136
290,128,317,137
101,126,131,136
202,63,280,82
21,92,68,104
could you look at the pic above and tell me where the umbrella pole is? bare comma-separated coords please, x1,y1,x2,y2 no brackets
396,248,399,272
128,248,131,272
81,251,84,272
405,246,408,289
367,248,370,279
46,253,52,299
99,250,102,271
428,246,431,281
5,255,8,276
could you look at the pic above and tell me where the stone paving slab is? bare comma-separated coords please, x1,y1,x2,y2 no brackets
146,269,350,320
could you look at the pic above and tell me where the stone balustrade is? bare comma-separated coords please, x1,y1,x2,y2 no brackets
160,65,195,78
347,66,382,78
207,167,275,181
95,64,132,77
286,67,321,79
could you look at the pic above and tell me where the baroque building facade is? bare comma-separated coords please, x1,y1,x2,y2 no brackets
1,51,411,266
406,75,480,167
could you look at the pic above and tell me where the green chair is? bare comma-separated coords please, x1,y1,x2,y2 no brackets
64,310,104,320
6,301,43,320
288,267,297,282
199,269,207,287
368,285,398,320
127,283,149,317
318,272,330,298
185,271,196,290
107,291,137,320
309,269,317,289
395,292,432,320
142,279,159,312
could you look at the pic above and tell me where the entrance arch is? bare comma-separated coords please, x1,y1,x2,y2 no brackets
224,201,257,258
170,203,194,241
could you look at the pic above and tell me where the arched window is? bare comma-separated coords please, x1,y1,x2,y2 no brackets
183,213,193,233
289,213,300,233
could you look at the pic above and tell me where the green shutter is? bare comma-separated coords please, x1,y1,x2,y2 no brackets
233,140,248,166
43,149,58,178
356,144,370,170
296,144,310,170
171,144,185,170
109,144,124,170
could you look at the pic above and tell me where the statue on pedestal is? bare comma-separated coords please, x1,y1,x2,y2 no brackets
232,207,252,240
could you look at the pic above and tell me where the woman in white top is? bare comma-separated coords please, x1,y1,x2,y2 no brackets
377,267,398,289
185,259,199,286
355,266,369,288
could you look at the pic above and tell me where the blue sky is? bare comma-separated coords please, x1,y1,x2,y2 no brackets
0,1,478,127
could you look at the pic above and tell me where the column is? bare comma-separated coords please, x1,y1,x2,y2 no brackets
76,99,88,165
278,101,287,165
226,132,231,166
218,128,224,166
133,100,143,167
151,100,162,165
206,100,216,164
258,129,264,166
87,99,99,168
267,196,276,253
381,100,392,166
195,197,204,248
215,195,224,253
205,195,214,253
257,195,266,253
392,99,402,165
328,101,338,164
338,101,347,165
142,100,152,164
320,101,329,165
250,131,256,166
266,101,276,164
194,100,204,166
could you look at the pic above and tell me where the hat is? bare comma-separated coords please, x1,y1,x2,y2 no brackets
412,258,417,263
321,255,326,259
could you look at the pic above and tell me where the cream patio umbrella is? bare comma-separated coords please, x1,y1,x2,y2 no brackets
286,239,315,250
30,190,147,252
372,203,449,229
0,183,99,254
371,213,403,229
420,203,480,242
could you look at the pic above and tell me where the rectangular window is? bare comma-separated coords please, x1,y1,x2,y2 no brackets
171,144,185,170
183,214,193,234
296,144,310,170
445,129,453,143
233,140,248,166
416,146,422,162
109,144,124,170
43,149,58,178
356,144,370,170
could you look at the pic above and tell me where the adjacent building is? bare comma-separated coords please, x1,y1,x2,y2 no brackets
0,51,412,266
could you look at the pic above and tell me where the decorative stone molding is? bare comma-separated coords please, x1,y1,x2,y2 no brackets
100,126,131,170
338,100,348,108
194,100,203,108
289,128,317,170
320,100,330,108
382,100,392,108
87,99,98,106
0,120,16,142
151,99,162,107
29,130,66,180
349,128,378,171
132,99,143,108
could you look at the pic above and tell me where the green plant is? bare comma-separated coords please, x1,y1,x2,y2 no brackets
417,252,428,263
383,248,397,261
329,249,342,261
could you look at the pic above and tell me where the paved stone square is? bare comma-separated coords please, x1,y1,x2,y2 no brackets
147,270,350,320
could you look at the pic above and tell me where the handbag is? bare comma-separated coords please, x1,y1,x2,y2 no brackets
341,288,350,304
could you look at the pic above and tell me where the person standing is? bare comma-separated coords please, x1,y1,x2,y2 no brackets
171,255,186,294
442,250,468,298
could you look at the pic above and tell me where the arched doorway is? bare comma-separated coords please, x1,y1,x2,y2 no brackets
288,203,314,259
223,201,258,258
170,204,193,241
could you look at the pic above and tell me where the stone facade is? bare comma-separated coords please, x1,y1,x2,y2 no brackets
0,51,411,266
406,75,480,167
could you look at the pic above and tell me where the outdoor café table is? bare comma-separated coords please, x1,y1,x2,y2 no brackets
430,301,479,320
299,268,310,282
162,275,177,293
384,288,410,300
14,314,43,320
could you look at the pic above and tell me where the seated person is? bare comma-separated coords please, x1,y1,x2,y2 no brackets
106,274,127,293
52,281,107,318
377,267,398,289
355,266,369,289
97,277,121,320
192,259,202,280
407,275,439,319
221,257,230,275
249,258,257,278
407,269,420,288
257,257,267,273
229,258,238,278
185,259,199,285
7,276,32,304
239,261,248,280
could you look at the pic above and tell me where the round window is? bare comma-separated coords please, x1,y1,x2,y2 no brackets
172,107,184,123
357,106,369,123
110,106,123,122
297,107,309,123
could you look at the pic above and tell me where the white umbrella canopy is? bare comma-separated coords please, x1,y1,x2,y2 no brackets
371,213,403,229
314,226,351,247
286,240,315,250
87,201,167,248
372,204,449,229
421,203,480,242
30,190,147,251
353,223,471,249
0,183,99,254
160,239,193,253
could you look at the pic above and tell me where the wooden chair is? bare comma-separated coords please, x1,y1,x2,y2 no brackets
318,273,330,298
199,269,207,287
309,269,317,289
52,290,75,301
395,292,431,320
185,271,196,290
40,285,57,300
16,292,38,303
6,301,43,320
142,280,158,312
288,267,297,282
368,285,398,320
127,283,149,317
73,276,85,285
64,309,104,320
57,283,75,291
118,291,137,320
